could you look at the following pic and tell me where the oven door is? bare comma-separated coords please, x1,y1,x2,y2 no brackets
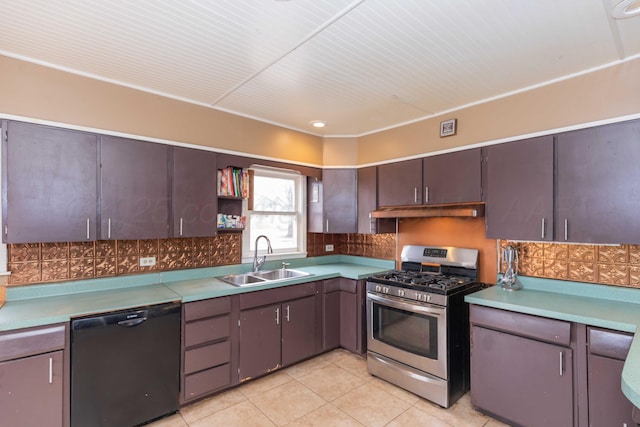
367,291,447,379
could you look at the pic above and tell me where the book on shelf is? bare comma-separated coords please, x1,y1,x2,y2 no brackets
217,166,248,198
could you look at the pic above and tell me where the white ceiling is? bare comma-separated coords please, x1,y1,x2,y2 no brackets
1,0,640,137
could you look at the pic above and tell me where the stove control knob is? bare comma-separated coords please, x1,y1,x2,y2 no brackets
398,289,405,297
415,293,422,301
426,294,431,302
375,285,382,293
383,286,389,294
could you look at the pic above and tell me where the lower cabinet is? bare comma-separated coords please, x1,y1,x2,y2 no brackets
181,296,237,403
470,305,638,427
587,327,636,427
238,282,320,382
470,305,574,427
0,324,67,427
322,278,366,355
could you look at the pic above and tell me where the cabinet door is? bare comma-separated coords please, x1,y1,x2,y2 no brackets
423,148,482,204
357,166,395,234
100,135,169,240
485,136,554,240
307,177,323,233
556,119,640,244
378,159,423,206
323,291,341,351
239,304,281,381
323,169,357,233
172,147,217,237
3,121,97,243
340,290,358,353
471,326,573,427
588,354,635,426
282,296,316,366
0,351,64,427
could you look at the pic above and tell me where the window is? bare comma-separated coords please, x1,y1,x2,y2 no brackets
242,166,306,262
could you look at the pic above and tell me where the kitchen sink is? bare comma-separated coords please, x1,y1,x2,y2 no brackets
217,269,312,287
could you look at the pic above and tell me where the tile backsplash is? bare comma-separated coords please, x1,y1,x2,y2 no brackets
500,240,640,288
7,232,396,286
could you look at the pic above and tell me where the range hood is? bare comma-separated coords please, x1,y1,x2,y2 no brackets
370,202,484,219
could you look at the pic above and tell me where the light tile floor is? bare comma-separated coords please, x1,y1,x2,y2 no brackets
149,349,511,427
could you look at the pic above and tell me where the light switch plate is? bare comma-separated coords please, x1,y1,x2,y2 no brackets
140,256,156,267
325,244,334,252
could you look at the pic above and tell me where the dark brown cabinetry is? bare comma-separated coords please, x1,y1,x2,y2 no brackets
357,166,395,234
181,297,237,403
556,119,640,244
485,136,554,240
172,147,217,238
422,148,482,204
0,324,67,427
322,278,366,355
100,135,170,240
377,159,423,206
2,120,98,243
322,169,357,233
238,283,319,381
470,305,574,427
587,327,636,426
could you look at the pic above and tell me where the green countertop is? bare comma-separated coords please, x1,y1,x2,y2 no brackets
465,275,640,409
0,255,394,331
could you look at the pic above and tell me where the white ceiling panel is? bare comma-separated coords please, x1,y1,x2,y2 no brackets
0,0,639,136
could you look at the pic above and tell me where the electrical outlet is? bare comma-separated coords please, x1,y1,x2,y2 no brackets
140,256,156,267
325,244,334,252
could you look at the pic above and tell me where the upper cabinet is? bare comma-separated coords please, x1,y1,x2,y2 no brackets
556,119,640,244
423,148,482,204
308,169,357,234
485,136,554,241
323,169,357,233
172,147,217,238
2,121,98,243
100,135,170,240
357,166,394,234
377,159,423,206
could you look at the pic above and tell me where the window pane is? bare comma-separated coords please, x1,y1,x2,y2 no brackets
249,214,297,251
253,176,294,212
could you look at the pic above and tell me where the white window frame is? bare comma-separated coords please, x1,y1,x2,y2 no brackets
241,166,307,263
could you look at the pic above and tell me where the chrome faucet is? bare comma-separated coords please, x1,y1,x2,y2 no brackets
253,235,273,272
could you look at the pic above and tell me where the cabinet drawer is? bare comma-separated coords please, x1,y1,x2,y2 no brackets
470,305,571,346
339,278,357,294
0,324,66,362
184,341,231,374
184,297,231,322
184,363,231,400
588,327,633,360
184,315,230,347
240,282,317,309
323,278,341,293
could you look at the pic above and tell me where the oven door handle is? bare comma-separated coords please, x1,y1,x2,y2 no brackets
367,292,443,316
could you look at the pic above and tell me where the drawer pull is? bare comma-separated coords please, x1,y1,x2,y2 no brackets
559,351,564,376
49,357,53,384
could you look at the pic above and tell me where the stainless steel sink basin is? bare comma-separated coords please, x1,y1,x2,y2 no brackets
251,269,312,281
217,268,312,287
218,273,267,286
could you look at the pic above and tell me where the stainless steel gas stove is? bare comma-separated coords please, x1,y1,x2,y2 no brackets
366,245,482,408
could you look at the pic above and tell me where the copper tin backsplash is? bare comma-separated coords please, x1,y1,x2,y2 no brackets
8,232,396,286
500,240,640,288
8,233,242,286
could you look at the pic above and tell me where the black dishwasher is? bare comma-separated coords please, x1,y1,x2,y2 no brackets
71,302,181,427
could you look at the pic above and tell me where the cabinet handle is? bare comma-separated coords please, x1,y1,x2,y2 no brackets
564,218,568,241
425,186,429,203
559,351,564,376
541,218,545,240
107,218,112,239
49,357,53,384
414,187,418,204
275,307,280,325
326,219,329,233
86,218,90,240
179,218,184,236
369,213,373,233
285,305,290,322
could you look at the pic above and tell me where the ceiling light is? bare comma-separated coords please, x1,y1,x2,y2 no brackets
612,0,640,19
310,120,326,128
